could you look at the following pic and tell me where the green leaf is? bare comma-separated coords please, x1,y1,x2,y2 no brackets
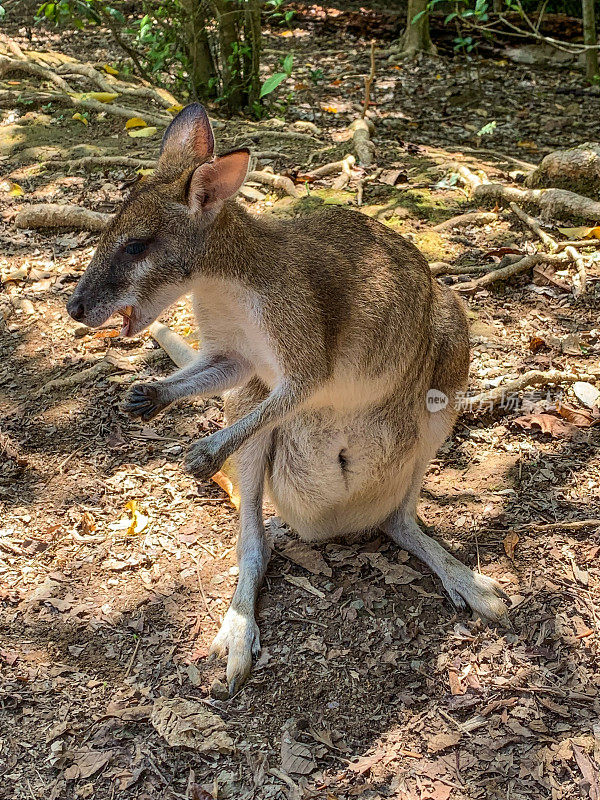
282,53,293,75
477,120,497,137
412,9,427,23
260,71,287,98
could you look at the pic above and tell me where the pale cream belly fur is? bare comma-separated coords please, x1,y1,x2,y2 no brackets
265,405,454,542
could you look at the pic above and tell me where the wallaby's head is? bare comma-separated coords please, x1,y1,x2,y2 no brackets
67,103,249,336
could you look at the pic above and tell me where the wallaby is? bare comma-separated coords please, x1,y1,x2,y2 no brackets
67,104,508,694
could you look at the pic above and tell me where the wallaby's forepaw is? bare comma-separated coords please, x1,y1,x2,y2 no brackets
209,607,260,696
443,568,510,625
185,436,227,481
122,383,170,421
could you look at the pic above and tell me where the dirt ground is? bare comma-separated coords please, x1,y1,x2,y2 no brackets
1,9,600,800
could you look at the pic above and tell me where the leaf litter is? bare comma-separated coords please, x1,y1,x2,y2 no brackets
2,11,600,800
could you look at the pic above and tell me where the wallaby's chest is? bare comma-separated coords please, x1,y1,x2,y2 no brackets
192,278,279,387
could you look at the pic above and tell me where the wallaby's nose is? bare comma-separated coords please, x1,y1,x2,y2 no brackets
67,298,85,322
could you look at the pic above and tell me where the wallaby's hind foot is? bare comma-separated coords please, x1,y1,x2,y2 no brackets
123,383,171,421
382,512,510,624
437,563,509,624
209,607,261,696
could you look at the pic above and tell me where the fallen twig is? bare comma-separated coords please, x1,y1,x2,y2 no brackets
362,40,376,118
464,369,599,410
519,519,600,532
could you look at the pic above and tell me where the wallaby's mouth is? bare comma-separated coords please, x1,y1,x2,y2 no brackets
118,305,135,337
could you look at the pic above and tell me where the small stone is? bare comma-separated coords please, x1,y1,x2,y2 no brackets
210,679,230,701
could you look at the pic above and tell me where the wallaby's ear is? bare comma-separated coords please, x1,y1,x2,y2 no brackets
188,149,250,213
159,103,215,165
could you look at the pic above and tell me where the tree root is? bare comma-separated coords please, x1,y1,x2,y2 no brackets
43,155,157,172
476,182,600,223
0,55,172,128
433,211,498,232
15,204,112,231
455,162,600,222
300,155,356,181
349,117,375,166
456,252,571,293
247,169,299,198
464,369,599,412
56,61,179,109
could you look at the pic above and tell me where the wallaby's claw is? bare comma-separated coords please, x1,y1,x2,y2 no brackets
443,569,511,626
122,383,168,421
185,437,227,481
209,607,260,694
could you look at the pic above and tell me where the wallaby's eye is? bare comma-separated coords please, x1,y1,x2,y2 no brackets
124,240,147,257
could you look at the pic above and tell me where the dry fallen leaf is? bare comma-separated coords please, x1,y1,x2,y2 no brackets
125,117,147,129
83,91,119,103
427,731,462,753
72,112,88,126
211,469,240,509
283,574,326,598
557,403,600,428
102,63,119,75
281,730,315,775
347,748,386,775
448,669,465,696
558,225,600,240
271,522,332,577
513,413,581,438
361,551,422,585
573,381,600,409
189,786,215,800
108,500,149,536
64,748,114,780
128,126,158,138
503,530,519,560
151,697,233,753
572,743,600,800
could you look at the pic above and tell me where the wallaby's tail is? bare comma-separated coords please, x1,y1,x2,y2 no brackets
148,322,198,368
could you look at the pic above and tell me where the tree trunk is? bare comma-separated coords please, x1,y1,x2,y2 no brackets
242,0,262,109
181,0,217,99
215,0,244,112
400,0,436,58
582,0,599,82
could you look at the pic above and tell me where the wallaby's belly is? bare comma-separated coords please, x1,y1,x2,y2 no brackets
266,406,422,542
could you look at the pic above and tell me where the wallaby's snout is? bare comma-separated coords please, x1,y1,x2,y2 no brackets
66,102,250,338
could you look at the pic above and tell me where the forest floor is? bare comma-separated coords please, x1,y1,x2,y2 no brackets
1,9,600,800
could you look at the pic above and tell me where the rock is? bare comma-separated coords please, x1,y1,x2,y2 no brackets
526,143,600,199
